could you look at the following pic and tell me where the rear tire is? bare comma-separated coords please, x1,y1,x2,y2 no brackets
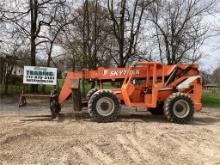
88,90,120,123
164,92,194,124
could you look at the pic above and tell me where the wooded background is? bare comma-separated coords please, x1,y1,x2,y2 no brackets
0,0,219,94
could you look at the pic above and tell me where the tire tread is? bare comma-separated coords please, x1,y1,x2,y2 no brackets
88,90,121,123
164,92,194,124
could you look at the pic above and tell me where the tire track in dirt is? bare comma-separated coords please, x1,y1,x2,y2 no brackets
72,146,100,165
166,131,220,164
0,106,220,165
85,144,114,165
126,134,152,161
116,134,142,163
72,143,115,165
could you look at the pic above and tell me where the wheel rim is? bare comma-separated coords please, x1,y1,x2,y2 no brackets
96,97,115,116
173,99,190,118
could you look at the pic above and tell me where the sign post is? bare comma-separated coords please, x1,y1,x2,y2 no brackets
19,66,57,107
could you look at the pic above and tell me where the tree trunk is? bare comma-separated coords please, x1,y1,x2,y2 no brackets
30,0,37,66
4,74,9,95
47,43,53,67
119,0,126,67
30,0,38,92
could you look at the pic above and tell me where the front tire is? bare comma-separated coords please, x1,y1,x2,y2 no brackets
50,90,61,118
50,99,61,118
164,93,194,124
86,88,98,100
88,90,120,123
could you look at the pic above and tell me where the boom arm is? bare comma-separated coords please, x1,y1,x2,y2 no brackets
58,67,145,104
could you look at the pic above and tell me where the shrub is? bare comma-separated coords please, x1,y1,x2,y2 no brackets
7,75,23,85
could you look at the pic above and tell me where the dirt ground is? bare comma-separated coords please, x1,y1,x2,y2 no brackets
0,98,220,165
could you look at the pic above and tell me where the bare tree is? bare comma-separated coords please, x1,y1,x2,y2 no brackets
0,0,71,92
107,0,152,67
0,0,218,74
32,0,71,67
1,0,69,66
58,0,114,69
148,0,216,64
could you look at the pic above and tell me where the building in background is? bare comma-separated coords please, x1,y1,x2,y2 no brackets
11,65,23,76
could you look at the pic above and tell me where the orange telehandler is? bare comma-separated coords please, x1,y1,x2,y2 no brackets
50,61,202,124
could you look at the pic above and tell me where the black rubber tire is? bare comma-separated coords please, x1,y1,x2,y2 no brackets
88,90,120,123
148,103,164,115
86,88,98,100
164,92,194,124
50,90,61,118
50,99,61,118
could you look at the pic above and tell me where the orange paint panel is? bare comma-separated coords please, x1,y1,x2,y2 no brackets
58,72,83,104
58,61,202,112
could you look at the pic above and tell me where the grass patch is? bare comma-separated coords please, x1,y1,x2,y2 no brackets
0,79,65,95
2,80,219,109
202,91,220,108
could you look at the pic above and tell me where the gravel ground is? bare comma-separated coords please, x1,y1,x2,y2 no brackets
0,98,220,165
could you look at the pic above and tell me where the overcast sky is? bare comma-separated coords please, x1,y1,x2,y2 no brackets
199,5,220,73
53,32,220,73
199,35,220,72
1,0,219,73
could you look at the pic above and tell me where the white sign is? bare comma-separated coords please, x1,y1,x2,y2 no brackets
23,66,57,85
